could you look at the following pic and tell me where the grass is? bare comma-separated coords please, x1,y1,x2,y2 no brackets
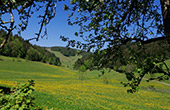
143,59,170,85
0,55,170,109
163,59,170,83
47,48,82,69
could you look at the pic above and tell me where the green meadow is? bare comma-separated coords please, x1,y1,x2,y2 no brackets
47,48,82,69
0,55,170,110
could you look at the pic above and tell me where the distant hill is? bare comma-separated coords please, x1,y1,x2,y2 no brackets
47,47,82,69
49,46,90,57
74,39,170,70
46,46,91,69
0,29,61,66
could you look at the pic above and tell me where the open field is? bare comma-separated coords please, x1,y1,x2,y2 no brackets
47,49,82,69
0,55,170,109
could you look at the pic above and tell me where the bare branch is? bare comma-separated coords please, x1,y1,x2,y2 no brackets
19,0,34,14
0,38,7,48
121,36,168,45
0,19,11,24
25,37,37,42
49,2,57,21
0,24,8,30
9,10,14,31
35,0,53,41
0,2,15,49
121,0,136,22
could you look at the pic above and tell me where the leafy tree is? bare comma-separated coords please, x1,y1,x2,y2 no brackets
74,59,83,70
26,47,41,61
62,0,170,93
79,65,86,72
0,0,170,93
8,35,26,58
74,57,93,70
0,29,61,65
54,57,61,66
83,60,93,70
48,57,61,66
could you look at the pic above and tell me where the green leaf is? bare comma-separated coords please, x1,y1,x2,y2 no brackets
14,104,19,109
149,32,153,35
75,32,78,36
80,31,83,34
64,5,69,11
11,0,16,3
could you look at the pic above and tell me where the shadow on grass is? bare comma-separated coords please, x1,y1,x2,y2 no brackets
0,86,11,94
141,86,170,93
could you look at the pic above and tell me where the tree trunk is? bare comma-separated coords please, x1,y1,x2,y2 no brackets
160,0,170,41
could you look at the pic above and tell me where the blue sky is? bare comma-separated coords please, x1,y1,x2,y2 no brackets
26,0,162,48
1,0,162,48
18,0,81,47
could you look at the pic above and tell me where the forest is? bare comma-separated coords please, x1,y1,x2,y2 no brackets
74,39,170,72
50,46,90,57
0,29,61,66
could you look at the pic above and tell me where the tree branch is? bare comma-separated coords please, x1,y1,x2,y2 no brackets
0,2,15,49
0,19,11,24
121,36,169,45
35,0,53,41
162,61,170,75
19,0,34,14
25,37,37,42
121,0,135,22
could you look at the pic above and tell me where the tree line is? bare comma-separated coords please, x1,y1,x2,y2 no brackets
74,39,170,72
0,29,61,66
50,46,90,57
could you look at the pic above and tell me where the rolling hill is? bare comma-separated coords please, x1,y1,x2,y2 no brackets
46,48,82,69
0,55,170,109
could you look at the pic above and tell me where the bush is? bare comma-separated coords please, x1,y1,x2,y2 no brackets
0,80,41,110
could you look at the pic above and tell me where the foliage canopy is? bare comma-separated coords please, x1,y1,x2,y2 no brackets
62,0,170,93
0,0,170,92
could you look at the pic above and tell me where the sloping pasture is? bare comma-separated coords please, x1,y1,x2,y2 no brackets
0,55,170,110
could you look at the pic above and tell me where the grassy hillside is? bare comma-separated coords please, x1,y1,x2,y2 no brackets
49,46,90,57
0,30,61,66
47,48,82,69
165,59,170,67
0,55,170,109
